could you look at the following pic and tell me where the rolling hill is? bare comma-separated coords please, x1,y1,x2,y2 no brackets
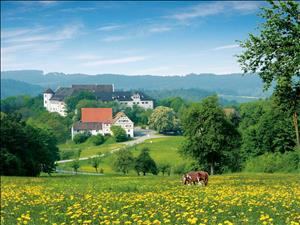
1,79,43,99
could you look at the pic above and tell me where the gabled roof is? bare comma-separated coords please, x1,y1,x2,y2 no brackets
113,112,132,124
73,121,103,130
44,88,54,94
81,108,113,123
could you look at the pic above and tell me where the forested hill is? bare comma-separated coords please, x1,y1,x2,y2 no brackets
1,79,43,99
1,70,271,98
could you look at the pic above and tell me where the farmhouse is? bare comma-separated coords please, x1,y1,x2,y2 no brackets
43,84,154,116
71,108,134,139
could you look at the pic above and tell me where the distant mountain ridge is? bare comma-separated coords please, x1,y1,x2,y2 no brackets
1,79,43,99
1,70,271,98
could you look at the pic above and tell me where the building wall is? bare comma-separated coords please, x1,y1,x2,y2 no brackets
113,115,134,137
71,123,112,139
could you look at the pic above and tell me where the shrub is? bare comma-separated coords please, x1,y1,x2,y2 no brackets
60,150,75,160
73,132,91,144
244,149,300,173
111,125,128,142
89,134,105,146
173,163,188,175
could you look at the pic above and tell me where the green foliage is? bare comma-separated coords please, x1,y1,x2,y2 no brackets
89,134,105,146
71,159,80,174
149,106,181,134
89,155,102,173
0,113,59,176
134,147,158,175
181,95,241,174
238,0,300,146
124,105,152,125
239,99,296,158
65,91,96,113
73,132,91,144
157,97,188,113
27,111,72,143
111,125,128,142
1,95,45,119
173,163,188,175
113,148,134,174
244,149,300,173
60,150,75,160
158,163,171,176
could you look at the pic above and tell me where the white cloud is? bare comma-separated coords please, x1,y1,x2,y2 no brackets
3,23,82,43
102,35,129,42
97,25,123,32
82,56,147,66
60,7,96,13
169,1,260,21
148,26,172,33
213,44,240,51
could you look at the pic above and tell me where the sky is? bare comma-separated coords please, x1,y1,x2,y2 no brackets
1,1,266,76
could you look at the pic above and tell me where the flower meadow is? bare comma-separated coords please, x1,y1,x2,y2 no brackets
1,174,299,225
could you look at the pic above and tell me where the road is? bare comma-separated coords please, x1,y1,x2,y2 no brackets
56,128,163,164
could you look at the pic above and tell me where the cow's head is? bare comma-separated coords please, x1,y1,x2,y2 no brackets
182,174,192,185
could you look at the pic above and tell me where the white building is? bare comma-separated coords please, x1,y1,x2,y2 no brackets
43,88,67,116
43,85,153,117
71,108,134,139
118,93,154,109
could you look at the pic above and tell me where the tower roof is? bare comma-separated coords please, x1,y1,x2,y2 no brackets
44,88,54,94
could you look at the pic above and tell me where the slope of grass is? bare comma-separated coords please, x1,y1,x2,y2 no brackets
57,136,191,174
58,137,125,159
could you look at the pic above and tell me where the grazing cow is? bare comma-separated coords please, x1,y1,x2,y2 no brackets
182,171,209,186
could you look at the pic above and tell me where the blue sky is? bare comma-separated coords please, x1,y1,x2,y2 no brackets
1,1,266,75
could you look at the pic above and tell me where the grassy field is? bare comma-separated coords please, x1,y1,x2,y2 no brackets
57,136,189,174
1,173,300,225
58,137,125,159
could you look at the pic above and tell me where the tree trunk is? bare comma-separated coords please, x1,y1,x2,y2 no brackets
210,162,214,175
143,171,146,176
293,111,300,147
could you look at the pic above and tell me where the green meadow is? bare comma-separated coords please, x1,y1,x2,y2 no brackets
57,136,190,175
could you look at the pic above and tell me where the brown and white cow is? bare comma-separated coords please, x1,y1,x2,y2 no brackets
182,171,209,186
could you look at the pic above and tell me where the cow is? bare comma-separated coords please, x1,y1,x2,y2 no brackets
182,171,209,186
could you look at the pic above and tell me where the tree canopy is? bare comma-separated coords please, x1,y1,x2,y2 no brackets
238,0,300,146
111,125,128,142
0,113,59,176
134,148,158,176
181,96,241,174
149,106,181,134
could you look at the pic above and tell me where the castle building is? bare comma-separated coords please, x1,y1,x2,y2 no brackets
43,84,153,116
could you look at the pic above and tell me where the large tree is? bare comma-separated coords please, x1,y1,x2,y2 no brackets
113,148,134,174
134,147,158,176
0,113,59,176
237,0,300,146
181,96,240,175
149,106,180,134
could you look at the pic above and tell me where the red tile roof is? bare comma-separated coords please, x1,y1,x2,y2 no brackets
81,108,113,123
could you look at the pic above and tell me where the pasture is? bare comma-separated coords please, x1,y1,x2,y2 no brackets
57,136,189,174
1,173,300,225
